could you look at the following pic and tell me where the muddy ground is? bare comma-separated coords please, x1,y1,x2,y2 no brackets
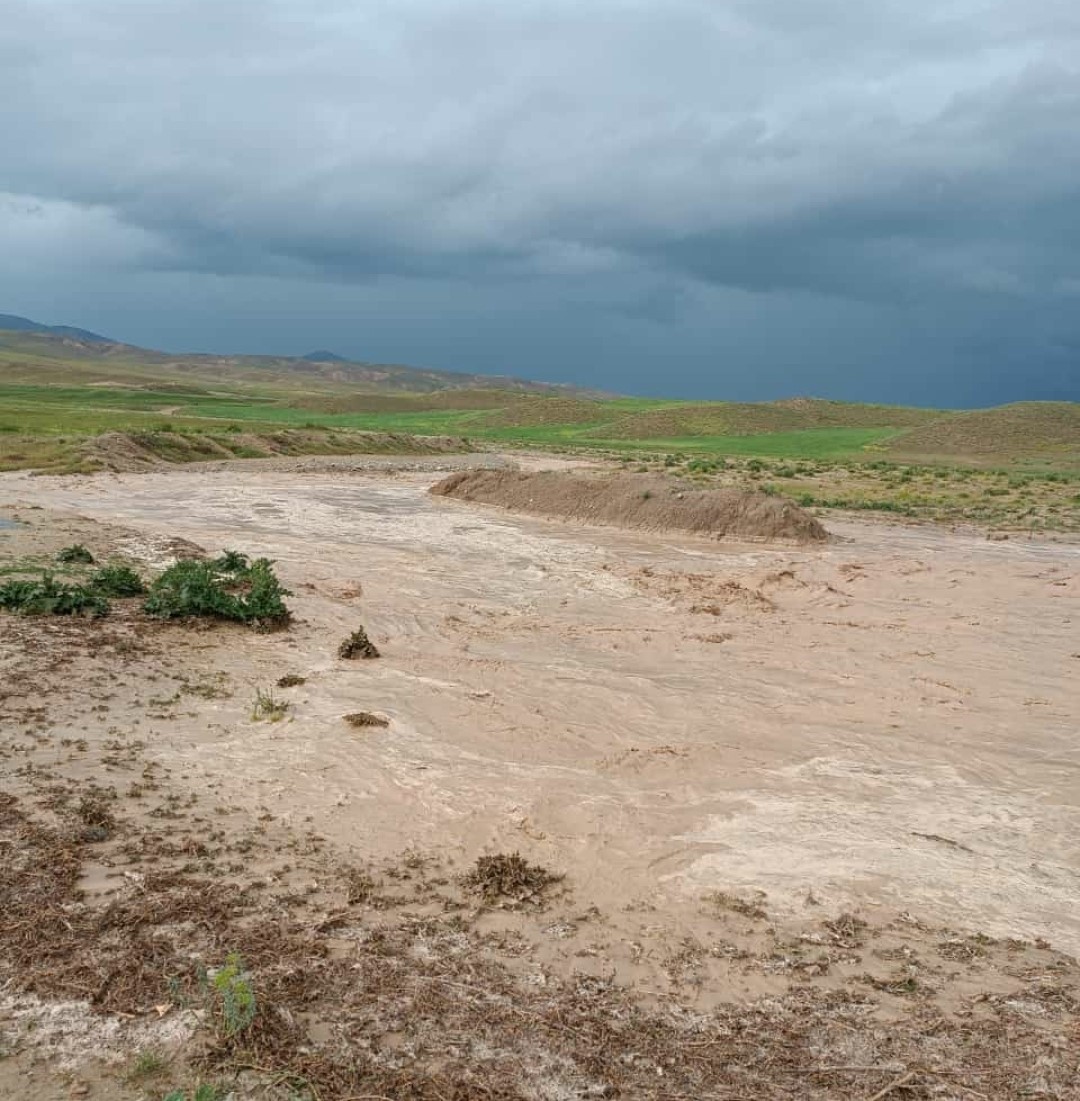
1,454,1078,1099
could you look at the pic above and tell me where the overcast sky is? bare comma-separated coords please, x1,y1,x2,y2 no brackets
2,0,1078,405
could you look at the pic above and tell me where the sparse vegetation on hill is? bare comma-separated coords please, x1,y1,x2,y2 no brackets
885,401,1080,462
597,397,944,440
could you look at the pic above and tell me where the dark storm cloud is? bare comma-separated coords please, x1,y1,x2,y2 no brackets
0,0,1077,402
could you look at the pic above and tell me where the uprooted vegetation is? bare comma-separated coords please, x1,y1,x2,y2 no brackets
337,625,380,659
343,710,389,728
143,552,291,628
462,852,563,908
431,469,829,542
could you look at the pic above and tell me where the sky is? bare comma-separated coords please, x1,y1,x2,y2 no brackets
1,0,1078,406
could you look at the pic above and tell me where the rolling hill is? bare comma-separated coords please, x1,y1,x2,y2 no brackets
0,313,113,343
1,313,1076,472
0,319,592,396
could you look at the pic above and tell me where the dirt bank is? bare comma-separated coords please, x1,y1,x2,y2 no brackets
86,428,472,472
431,468,829,542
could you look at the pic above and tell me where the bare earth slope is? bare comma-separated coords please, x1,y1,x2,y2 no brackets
431,468,829,542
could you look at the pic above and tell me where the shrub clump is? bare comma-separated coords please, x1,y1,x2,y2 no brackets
143,551,291,628
338,626,379,659
0,573,109,617
56,544,95,565
89,563,146,597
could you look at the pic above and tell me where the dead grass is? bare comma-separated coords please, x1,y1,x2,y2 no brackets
462,852,562,908
3,787,1078,1100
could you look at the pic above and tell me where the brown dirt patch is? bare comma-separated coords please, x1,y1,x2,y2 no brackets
431,469,828,542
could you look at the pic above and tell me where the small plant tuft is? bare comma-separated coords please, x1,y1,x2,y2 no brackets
129,1049,167,1080
163,1086,221,1101
209,952,257,1039
251,687,289,722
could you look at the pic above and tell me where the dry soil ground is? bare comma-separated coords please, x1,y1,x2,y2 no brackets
1,454,1078,1100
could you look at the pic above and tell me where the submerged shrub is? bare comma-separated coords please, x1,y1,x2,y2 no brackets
338,626,379,659
143,554,290,627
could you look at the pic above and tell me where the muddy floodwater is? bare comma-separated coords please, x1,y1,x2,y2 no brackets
6,458,1079,953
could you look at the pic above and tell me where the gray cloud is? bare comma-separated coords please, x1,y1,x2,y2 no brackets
1,0,1078,403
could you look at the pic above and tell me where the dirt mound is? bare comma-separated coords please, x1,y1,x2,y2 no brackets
431,469,829,542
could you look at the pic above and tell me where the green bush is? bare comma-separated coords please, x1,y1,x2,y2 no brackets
0,572,109,616
143,553,290,627
89,564,146,596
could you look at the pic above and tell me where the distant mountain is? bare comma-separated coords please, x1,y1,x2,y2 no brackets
0,312,113,344
300,350,348,363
